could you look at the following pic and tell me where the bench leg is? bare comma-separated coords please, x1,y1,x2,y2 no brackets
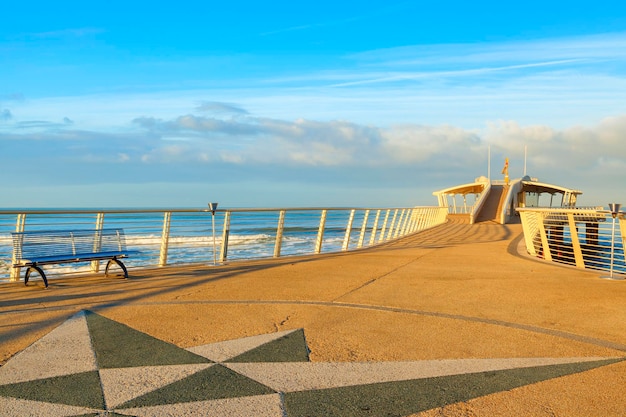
105,258,128,279
25,265,49,289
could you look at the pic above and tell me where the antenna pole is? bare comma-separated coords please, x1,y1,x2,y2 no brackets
524,145,527,176
488,145,491,180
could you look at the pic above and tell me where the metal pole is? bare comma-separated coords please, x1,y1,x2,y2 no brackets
601,203,623,280
211,214,216,265
208,203,218,265
609,216,616,278
488,145,491,180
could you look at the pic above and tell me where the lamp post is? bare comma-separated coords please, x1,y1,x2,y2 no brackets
208,202,218,265
601,203,623,280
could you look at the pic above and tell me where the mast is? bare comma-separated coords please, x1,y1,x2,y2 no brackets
524,145,527,176
487,146,491,180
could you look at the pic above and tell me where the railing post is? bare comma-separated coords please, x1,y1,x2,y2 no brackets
393,209,404,238
430,208,437,227
414,209,423,232
399,209,410,236
342,209,356,251
414,207,422,231
274,210,286,258
10,213,27,282
315,210,327,254
379,209,391,243
537,214,553,262
408,208,417,233
357,210,370,248
91,212,105,273
220,211,231,262
387,209,399,240
369,209,381,246
159,212,172,267
518,211,538,256
404,208,412,234
567,213,585,268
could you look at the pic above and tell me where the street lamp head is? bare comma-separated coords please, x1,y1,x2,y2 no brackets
608,203,621,218
208,202,218,215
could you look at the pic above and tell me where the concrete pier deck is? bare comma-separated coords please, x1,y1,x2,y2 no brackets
1,219,625,416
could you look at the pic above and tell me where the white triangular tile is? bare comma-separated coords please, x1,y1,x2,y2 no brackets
187,329,298,362
226,357,620,392
0,396,99,417
99,363,214,409
0,311,97,385
118,393,283,416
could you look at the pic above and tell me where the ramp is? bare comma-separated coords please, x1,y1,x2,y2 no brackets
474,185,506,223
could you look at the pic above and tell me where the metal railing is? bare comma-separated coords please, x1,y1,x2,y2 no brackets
0,206,448,283
517,207,625,277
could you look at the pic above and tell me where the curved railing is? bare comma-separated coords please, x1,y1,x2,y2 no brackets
0,206,448,283
517,207,625,277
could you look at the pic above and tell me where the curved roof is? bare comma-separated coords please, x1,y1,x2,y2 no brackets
521,180,582,196
433,177,489,197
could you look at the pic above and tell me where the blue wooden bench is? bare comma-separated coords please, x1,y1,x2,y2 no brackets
11,228,137,288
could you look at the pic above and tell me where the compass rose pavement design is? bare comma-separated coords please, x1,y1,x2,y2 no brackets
0,311,623,417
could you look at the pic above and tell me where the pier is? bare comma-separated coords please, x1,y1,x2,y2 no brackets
1,218,625,416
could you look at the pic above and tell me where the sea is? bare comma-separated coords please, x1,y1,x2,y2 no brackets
0,208,394,282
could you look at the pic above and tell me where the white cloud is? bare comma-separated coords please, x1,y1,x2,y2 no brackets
1,106,625,207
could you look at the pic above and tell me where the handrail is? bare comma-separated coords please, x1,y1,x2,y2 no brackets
517,207,625,277
469,181,492,224
0,206,448,283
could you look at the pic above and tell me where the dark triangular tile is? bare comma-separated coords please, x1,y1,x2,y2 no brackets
227,328,310,363
283,358,624,417
0,371,104,409
85,311,211,368
117,364,276,409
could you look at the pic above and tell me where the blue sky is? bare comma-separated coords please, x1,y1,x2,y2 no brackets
2,1,626,208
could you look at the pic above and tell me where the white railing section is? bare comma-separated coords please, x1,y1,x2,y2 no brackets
517,207,625,276
0,206,448,283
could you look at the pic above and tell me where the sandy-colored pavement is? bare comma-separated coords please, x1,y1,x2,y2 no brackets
1,218,625,416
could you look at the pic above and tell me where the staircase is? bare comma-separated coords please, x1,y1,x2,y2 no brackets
474,185,507,223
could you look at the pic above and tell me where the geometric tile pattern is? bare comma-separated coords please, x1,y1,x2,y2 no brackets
0,310,623,417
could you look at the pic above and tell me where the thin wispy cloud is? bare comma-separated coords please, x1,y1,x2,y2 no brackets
195,101,249,115
282,33,626,89
259,1,412,37
8,27,104,41
350,32,626,65
328,59,586,87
